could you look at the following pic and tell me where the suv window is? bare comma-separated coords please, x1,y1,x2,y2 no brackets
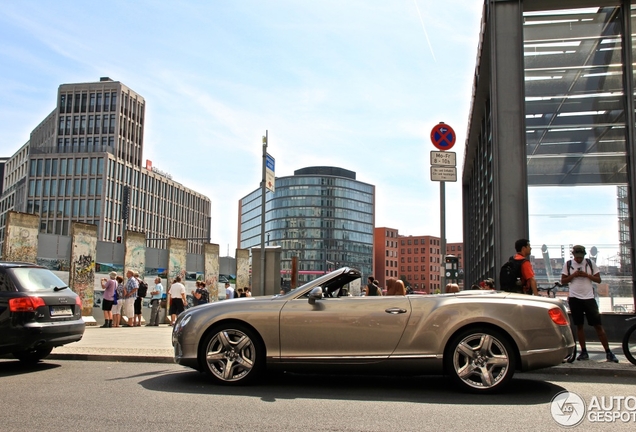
8,268,67,292
0,270,18,292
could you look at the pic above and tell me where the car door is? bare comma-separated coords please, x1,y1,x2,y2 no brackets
279,295,411,361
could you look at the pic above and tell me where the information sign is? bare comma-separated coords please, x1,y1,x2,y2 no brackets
431,166,457,182
430,151,456,167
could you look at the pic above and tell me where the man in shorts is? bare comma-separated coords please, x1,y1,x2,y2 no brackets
561,245,618,363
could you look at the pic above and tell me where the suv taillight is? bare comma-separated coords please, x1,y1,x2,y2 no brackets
549,307,568,326
9,296,46,312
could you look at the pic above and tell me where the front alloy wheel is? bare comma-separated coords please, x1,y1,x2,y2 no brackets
446,327,516,393
200,324,263,385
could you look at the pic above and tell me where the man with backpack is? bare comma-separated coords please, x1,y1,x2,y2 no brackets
499,239,538,295
561,245,619,363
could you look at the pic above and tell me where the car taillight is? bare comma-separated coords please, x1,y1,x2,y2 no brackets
9,296,46,312
549,307,568,326
75,296,82,307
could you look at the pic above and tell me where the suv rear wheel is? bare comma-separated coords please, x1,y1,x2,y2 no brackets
13,347,53,363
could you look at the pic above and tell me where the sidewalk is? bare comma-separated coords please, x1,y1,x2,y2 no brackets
49,326,636,377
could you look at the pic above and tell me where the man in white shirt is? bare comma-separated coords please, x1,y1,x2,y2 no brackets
168,276,187,326
225,282,234,299
561,245,618,363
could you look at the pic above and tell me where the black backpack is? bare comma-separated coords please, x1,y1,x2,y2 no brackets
137,280,148,298
499,256,526,293
566,258,593,275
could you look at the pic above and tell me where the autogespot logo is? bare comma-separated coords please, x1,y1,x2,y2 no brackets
551,391,586,427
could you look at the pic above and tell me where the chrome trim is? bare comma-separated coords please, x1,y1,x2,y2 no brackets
278,354,438,360
520,347,562,355
279,355,388,360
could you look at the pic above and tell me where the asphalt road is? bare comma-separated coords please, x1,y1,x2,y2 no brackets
0,359,635,431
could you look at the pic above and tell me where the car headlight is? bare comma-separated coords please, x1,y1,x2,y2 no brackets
177,314,192,331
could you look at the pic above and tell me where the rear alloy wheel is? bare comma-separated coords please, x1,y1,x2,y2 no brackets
445,327,516,393
13,347,53,364
200,324,263,385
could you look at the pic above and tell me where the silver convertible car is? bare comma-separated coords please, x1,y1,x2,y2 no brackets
172,267,575,393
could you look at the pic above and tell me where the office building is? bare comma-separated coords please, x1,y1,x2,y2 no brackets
238,166,375,283
0,78,211,253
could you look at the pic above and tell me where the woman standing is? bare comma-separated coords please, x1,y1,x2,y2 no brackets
100,271,118,328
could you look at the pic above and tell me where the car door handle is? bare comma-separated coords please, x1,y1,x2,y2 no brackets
385,308,407,314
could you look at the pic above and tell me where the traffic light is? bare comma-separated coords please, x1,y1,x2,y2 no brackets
116,236,122,243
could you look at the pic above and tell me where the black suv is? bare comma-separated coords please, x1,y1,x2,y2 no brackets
0,262,85,362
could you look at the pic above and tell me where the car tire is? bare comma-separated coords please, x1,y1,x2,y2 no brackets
445,326,516,394
13,347,53,364
199,323,264,385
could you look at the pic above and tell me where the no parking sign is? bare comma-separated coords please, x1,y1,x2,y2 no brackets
430,123,456,151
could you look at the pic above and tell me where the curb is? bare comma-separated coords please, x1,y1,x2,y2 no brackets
48,353,175,364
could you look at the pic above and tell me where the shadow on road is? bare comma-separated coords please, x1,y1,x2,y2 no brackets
138,369,567,405
0,358,61,377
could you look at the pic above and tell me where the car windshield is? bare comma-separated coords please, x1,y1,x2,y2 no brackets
9,267,68,292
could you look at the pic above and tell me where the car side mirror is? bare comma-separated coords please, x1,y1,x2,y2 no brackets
308,287,323,305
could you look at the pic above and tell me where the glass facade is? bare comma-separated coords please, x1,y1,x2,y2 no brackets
523,5,633,309
239,167,375,283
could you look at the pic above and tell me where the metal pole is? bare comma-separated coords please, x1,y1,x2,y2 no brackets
260,131,267,295
440,181,446,293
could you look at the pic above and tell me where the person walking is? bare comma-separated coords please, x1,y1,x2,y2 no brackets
122,269,138,327
100,271,118,328
111,276,125,327
168,275,187,326
146,276,164,326
513,238,539,295
561,245,619,363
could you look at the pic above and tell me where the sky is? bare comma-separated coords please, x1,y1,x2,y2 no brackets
0,0,483,254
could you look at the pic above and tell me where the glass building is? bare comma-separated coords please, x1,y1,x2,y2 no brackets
238,166,375,283
464,1,636,309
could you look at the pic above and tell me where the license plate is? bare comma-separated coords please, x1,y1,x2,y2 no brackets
50,306,72,317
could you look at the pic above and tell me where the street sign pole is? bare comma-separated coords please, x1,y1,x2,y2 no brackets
260,131,268,296
440,181,446,293
429,122,456,294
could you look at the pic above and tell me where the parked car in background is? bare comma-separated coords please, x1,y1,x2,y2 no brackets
172,267,575,393
0,262,85,363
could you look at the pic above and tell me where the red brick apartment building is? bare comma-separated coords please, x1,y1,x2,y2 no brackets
373,227,399,289
374,227,464,293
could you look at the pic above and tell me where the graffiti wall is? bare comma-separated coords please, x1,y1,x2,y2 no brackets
69,222,97,316
167,238,187,290
204,243,220,301
236,248,250,295
124,231,146,277
2,211,39,263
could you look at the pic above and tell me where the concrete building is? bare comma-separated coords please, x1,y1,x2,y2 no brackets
464,1,636,305
238,166,375,283
0,78,211,253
